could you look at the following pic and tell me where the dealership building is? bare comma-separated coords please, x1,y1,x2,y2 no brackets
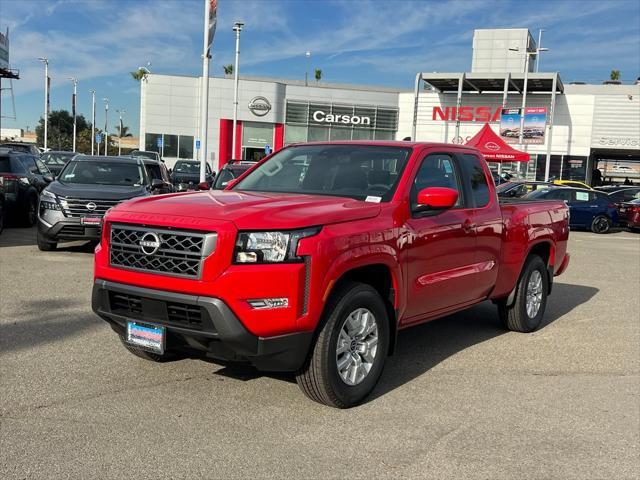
139,28,639,183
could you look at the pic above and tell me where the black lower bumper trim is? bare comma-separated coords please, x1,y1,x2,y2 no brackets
38,217,101,241
92,279,313,372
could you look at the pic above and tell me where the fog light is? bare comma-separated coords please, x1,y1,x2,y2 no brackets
247,298,289,309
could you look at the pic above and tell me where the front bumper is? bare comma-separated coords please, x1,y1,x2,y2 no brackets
38,215,102,241
92,279,313,372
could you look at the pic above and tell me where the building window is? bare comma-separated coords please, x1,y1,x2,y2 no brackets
243,122,274,147
284,125,307,145
145,133,161,153
308,126,329,142
179,135,194,159
164,134,178,158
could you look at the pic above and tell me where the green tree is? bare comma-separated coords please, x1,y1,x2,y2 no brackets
610,70,621,81
314,68,322,82
36,110,89,150
116,124,133,137
223,64,234,75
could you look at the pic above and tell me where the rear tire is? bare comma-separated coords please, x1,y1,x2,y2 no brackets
296,282,389,408
21,196,37,227
498,255,548,333
37,230,57,251
118,335,170,362
591,215,611,234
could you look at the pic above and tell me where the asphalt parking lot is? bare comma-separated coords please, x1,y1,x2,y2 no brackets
1,227,638,479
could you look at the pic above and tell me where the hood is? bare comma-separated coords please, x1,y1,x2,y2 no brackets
47,181,149,200
112,190,381,230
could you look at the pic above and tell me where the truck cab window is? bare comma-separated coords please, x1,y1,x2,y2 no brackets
461,154,491,207
411,153,462,209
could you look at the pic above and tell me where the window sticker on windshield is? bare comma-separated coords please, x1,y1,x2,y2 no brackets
64,174,75,179
365,196,382,203
575,191,589,201
442,160,453,174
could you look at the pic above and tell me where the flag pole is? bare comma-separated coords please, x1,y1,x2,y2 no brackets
199,0,216,184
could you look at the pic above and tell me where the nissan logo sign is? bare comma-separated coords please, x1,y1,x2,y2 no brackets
485,142,500,151
139,232,161,255
86,202,97,211
248,96,272,117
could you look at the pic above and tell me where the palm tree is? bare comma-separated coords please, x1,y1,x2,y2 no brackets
223,64,234,75
314,68,322,83
610,70,621,81
116,125,133,137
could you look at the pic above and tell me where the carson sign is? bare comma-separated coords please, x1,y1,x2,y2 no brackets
312,110,371,126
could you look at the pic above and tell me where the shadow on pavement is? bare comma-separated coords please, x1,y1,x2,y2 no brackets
0,226,37,248
212,282,599,401
0,298,102,355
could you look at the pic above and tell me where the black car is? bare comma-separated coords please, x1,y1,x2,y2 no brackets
606,187,640,205
0,147,53,226
37,155,166,250
0,142,42,156
41,151,77,176
170,160,215,191
211,161,254,189
496,180,556,198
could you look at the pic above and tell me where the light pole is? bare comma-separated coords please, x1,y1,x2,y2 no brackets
510,45,548,172
89,89,96,155
304,51,311,86
116,108,126,155
37,57,49,150
536,29,544,72
69,77,78,152
231,21,244,161
103,97,109,156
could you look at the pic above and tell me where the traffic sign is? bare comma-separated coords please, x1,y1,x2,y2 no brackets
95,133,102,143
265,144,271,155
196,140,201,150
157,137,163,148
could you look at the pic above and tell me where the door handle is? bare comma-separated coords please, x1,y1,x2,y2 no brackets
462,220,476,233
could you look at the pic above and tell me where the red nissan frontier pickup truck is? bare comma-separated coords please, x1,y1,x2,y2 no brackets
92,141,570,408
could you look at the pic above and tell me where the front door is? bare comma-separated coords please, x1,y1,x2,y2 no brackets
403,153,477,322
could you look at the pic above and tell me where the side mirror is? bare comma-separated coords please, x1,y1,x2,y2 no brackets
151,178,164,190
198,181,210,191
44,174,54,183
414,187,458,212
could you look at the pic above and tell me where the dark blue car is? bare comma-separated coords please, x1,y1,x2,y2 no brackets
525,187,618,233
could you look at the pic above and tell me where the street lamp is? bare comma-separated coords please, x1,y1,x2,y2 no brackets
138,63,151,82
231,21,244,160
68,77,78,152
103,97,109,156
116,108,126,155
305,51,311,86
37,57,49,150
509,45,549,149
89,90,96,155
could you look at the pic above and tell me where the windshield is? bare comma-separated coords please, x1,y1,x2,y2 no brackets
42,152,75,166
174,161,200,174
59,160,146,186
233,144,412,201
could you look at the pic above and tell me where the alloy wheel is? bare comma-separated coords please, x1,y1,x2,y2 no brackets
335,308,379,386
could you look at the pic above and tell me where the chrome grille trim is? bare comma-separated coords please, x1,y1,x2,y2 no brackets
59,197,123,218
109,223,217,279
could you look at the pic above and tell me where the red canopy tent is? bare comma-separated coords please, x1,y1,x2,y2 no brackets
465,123,530,162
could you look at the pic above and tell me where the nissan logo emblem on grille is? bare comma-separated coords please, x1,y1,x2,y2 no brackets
139,232,161,255
86,202,97,211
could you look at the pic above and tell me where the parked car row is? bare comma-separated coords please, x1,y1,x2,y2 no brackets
496,179,640,234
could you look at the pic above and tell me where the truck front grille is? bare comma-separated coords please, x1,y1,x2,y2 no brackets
109,224,217,279
59,197,123,218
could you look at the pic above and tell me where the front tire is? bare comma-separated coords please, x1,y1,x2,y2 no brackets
296,282,389,408
37,230,57,251
498,255,548,333
591,215,611,234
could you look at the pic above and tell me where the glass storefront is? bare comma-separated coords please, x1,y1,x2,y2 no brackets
145,133,194,159
284,101,399,145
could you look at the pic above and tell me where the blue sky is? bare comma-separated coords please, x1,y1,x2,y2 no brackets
2,0,639,136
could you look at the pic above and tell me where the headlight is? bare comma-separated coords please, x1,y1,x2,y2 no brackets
234,228,320,264
40,190,61,211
